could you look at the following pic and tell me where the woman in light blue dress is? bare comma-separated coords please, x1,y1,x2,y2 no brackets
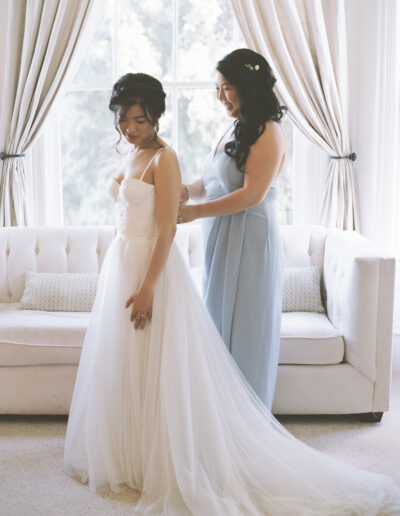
178,49,286,409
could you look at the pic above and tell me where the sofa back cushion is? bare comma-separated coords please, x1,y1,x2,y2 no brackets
0,226,113,302
0,224,328,303
280,225,327,267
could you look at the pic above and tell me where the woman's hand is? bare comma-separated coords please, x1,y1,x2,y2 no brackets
178,204,199,224
125,286,154,330
180,185,189,205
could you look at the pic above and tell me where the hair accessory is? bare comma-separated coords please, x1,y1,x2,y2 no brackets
244,63,260,71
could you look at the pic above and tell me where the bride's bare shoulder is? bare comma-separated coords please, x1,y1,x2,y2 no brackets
154,145,181,184
155,144,179,166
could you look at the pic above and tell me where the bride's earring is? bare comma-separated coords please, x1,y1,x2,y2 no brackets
154,121,160,133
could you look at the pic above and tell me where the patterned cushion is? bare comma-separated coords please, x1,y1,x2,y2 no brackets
20,272,98,312
282,266,325,313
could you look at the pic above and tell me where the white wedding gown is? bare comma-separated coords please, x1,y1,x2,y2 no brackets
64,153,400,515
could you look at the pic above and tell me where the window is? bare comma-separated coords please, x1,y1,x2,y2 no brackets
59,0,293,225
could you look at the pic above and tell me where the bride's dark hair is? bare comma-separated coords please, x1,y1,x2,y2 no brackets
216,49,286,171
109,73,166,149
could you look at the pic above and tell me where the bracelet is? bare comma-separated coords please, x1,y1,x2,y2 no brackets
183,184,190,204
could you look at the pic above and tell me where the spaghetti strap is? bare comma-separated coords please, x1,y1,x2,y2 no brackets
140,148,165,182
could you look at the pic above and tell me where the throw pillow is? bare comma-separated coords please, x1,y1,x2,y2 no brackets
282,266,325,313
20,272,98,312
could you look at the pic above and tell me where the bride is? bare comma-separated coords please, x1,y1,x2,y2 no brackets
63,72,400,515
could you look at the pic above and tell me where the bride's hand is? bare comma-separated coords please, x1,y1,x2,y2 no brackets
178,204,199,224
125,286,153,330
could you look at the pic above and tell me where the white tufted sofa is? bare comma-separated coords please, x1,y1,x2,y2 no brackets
0,224,396,420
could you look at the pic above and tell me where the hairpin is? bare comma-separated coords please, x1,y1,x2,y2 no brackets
244,63,260,71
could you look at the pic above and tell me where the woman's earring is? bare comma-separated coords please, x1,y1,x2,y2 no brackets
154,121,160,133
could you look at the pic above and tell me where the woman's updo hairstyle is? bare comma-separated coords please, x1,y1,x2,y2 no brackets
216,48,286,171
109,72,166,149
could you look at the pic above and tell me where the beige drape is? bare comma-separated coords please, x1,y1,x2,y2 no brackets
0,0,104,226
231,0,359,230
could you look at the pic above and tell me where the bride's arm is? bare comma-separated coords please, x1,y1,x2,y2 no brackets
125,148,181,329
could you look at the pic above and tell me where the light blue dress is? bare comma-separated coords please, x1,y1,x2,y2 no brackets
202,150,283,409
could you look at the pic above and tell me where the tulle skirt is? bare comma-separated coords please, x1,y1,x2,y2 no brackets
64,233,400,515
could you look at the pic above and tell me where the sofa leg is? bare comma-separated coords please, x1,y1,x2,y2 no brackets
358,411,383,423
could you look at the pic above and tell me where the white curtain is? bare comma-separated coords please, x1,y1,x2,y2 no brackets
25,110,64,226
292,126,329,226
0,0,104,227
231,0,359,230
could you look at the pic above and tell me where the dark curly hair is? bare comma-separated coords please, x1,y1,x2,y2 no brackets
109,72,166,149
216,49,286,171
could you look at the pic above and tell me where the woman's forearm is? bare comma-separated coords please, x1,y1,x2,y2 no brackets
140,227,176,291
197,187,261,218
187,177,206,201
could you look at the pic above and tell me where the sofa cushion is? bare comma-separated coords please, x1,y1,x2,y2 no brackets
279,312,344,365
0,307,88,366
0,307,344,368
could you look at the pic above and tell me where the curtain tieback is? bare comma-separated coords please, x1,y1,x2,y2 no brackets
330,152,357,161
0,152,25,160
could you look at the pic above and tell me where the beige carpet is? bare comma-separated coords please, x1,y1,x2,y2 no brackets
1,376,400,516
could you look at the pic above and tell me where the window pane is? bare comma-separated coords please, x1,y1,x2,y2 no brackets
116,0,173,81
178,0,241,81
72,0,113,86
177,88,228,183
60,89,123,226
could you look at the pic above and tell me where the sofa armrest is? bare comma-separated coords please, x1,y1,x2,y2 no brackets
323,230,395,400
